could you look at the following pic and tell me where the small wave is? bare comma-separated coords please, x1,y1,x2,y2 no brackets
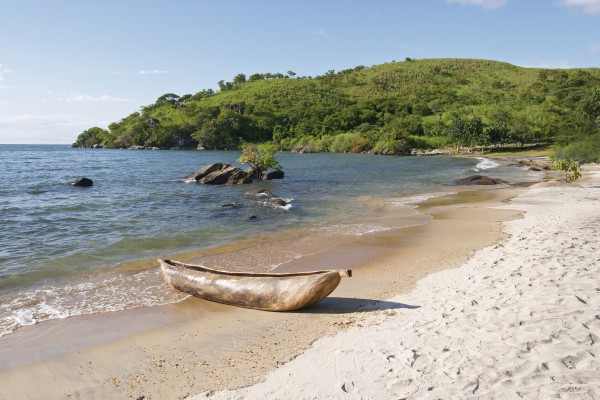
390,191,457,208
0,269,187,338
263,198,294,210
316,223,390,237
473,157,500,172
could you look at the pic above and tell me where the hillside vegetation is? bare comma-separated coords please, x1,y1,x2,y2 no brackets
74,58,600,162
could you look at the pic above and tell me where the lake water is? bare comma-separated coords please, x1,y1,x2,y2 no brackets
0,145,542,337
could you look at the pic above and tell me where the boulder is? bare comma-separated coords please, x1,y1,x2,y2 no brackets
71,177,93,187
262,170,285,180
456,175,508,185
193,163,252,185
186,162,227,181
517,159,551,170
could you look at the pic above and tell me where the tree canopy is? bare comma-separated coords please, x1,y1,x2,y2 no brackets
73,58,600,161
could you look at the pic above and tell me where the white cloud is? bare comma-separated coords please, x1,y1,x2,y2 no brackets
66,94,129,103
138,69,168,74
0,114,104,144
0,114,90,124
589,42,600,55
0,64,12,81
0,100,7,107
517,59,575,69
558,0,600,14
445,0,508,9
316,27,329,38
42,93,130,103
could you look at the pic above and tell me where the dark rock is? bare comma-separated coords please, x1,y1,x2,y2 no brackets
71,177,93,187
186,162,228,181
262,170,285,180
220,203,237,208
518,159,551,170
265,198,288,207
184,163,253,185
529,167,542,172
456,175,508,185
248,215,258,219
373,145,411,156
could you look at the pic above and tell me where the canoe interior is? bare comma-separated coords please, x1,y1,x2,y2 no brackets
161,259,352,278
159,259,351,311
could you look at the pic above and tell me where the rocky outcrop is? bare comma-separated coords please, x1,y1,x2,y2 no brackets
456,175,508,185
187,163,253,185
71,177,93,187
515,159,552,170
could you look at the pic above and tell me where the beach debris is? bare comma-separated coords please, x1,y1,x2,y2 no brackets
455,175,508,185
70,177,93,187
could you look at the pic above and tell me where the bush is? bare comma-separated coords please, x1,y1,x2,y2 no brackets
237,143,281,180
549,155,581,182
557,135,600,163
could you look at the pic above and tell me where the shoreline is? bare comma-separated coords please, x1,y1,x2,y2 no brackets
196,164,600,399
0,177,528,399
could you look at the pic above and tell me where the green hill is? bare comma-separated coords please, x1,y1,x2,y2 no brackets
74,58,600,161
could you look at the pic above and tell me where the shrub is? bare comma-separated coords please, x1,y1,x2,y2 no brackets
549,155,581,182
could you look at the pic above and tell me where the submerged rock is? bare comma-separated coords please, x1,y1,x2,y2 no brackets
265,198,288,207
456,175,508,185
70,177,93,187
245,189,273,197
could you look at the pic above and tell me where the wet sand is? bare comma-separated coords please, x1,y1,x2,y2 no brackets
0,184,526,400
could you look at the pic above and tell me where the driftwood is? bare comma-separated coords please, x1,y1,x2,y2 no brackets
159,259,351,311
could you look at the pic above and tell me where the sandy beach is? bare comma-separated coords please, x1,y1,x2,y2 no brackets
1,163,598,399
195,165,600,400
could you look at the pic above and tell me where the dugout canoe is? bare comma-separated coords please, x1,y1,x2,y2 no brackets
158,259,352,311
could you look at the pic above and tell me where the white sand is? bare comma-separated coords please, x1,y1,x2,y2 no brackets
196,167,600,400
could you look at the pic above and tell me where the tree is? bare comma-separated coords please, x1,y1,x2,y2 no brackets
192,109,243,150
233,73,247,85
447,116,484,148
74,127,110,147
549,155,581,182
237,143,281,180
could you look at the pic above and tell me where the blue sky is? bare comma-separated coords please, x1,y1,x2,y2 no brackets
0,0,599,144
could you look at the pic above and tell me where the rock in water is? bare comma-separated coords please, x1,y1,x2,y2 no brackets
456,175,508,185
71,177,93,187
245,189,273,197
185,163,253,185
265,198,289,207
262,170,285,180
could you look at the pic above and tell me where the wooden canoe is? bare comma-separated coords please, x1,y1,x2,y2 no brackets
158,259,351,311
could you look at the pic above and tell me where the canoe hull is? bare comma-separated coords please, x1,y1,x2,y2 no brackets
159,259,351,311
